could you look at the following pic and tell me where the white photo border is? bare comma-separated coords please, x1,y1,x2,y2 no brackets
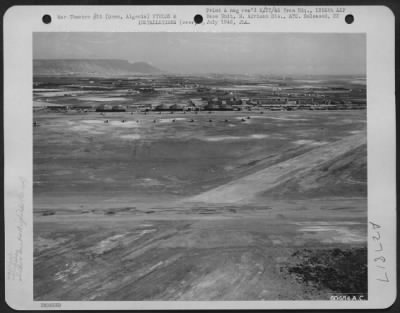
3,5,396,310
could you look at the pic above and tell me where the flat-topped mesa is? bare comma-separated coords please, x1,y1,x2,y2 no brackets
33,59,161,76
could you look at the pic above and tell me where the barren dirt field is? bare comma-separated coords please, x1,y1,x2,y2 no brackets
34,110,367,300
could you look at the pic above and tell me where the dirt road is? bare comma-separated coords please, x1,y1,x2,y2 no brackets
189,133,366,204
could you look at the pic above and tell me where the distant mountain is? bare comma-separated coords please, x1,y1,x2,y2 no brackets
33,59,162,76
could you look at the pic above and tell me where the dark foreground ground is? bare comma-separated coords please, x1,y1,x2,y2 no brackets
34,110,367,300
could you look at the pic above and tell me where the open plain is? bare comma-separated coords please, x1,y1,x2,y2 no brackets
34,106,367,300
31,31,368,301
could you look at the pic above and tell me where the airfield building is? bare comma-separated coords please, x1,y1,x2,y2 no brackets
95,104,126,112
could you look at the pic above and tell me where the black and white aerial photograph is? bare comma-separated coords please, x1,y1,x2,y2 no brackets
33,32,367,301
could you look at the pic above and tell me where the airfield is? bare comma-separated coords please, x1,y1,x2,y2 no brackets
34,108,367,300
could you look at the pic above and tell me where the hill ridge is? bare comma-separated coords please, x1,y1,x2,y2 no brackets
33,59,161,75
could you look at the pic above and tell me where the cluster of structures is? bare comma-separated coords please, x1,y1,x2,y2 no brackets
41,90,366,113
33,76,366,113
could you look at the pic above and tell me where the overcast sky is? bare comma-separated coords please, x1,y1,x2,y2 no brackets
33,32,366,76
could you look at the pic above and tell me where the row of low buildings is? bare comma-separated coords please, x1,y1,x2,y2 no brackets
40,92,366,112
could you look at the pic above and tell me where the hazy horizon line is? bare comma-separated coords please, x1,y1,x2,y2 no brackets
33,58,366,77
